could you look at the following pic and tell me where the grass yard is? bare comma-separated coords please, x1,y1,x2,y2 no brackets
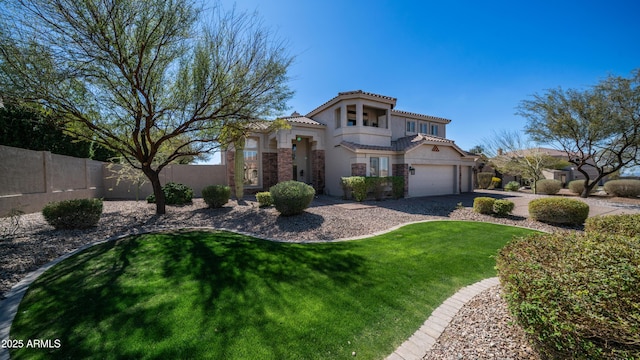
10,221,537,359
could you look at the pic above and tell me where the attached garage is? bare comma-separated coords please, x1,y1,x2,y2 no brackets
408,165,456,197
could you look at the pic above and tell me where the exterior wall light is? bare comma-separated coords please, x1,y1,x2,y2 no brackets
409,166,415,175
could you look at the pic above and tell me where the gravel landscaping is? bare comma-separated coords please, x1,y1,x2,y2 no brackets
2,191,639,359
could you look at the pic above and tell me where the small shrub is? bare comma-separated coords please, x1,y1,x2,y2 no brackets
528,197,589,225
604,179,640,198
493,199,515,216
473,197,495,215
341,177,367,202
585,214,640,237
535,179,562,195
497,232,640,359
504,181,520,192
255,192,273,207
489,177,501,189
270,181,315,216
1,208,25,240
146,182,193,205
477,172,494,189
202,185,231,208
567,179,596,195
42,198,103,229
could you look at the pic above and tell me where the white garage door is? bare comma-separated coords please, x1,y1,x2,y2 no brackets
408,165,455,197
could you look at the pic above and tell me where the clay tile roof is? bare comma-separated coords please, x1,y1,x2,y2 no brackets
282,115,325,126
306,90,398,117
392,134,454,152
337,90,397,102
339,141,394,152
391,110,452,123
339,134,458,153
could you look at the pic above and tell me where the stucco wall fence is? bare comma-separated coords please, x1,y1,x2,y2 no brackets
0,145,227,217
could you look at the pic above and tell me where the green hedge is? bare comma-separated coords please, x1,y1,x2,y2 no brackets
202,185,231,208
269,181,315,216
504,181,520,192
535,179,562,195
585,214,640,237
497,232,640,359
255,192,273,207
604,179,640,198
493,199,515,216
42,198,103,229
340,176,404,201
529,197,589,225
473,197,495,214
477,172,494,189
146,182,193,205
568,179,596,195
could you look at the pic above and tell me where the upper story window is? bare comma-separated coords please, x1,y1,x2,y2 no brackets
406,120,416,133
431,124,438,136
347,108,356,126
420,123,428,134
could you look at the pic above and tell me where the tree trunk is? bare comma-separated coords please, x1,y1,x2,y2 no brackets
143,166,166,215
234,137,246,200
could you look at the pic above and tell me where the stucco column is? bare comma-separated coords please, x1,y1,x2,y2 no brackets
340,104,347,127
356,102,363,126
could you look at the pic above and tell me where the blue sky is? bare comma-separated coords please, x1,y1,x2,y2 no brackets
208,0,639,161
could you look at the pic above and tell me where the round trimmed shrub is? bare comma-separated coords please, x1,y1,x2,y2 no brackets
147,182,193,205
585,214,640,237
568,179,596,195
497,232,640,359
269,181,315,216
528,197,589,225
493,199,515,216
604,179,640,198
473,197,495,215
202,185,231,208
504,181,520,192
42,198,103,229
534,179,562,195
255,192,273,207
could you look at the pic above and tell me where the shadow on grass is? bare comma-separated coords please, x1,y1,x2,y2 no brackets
11,231,365,359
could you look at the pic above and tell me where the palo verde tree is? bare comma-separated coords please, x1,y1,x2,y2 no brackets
0,0,293,214
519,69,640,197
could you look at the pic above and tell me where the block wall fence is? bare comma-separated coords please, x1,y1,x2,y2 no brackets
0,145,227,216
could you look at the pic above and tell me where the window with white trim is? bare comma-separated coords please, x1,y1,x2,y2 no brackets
420,122,428,134
370,157,389,177
406,120,416,133
431,124,438,136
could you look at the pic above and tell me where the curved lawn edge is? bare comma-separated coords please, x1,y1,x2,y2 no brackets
0,220,537,360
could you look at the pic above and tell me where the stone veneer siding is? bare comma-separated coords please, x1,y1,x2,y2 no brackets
262,152,278,190
311,149,325,194
351,163,366,176
393,163,409,197
277,148,293,183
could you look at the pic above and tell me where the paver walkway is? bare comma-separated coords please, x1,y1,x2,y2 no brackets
385,278,500,360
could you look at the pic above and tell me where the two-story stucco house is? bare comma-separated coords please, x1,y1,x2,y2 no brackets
226,90,476,198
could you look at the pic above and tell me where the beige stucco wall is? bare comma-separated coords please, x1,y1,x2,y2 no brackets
0,145,228,216
0,145,105,216
103,163,227,200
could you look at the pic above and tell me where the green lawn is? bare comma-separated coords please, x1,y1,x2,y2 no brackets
10,221,537,359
